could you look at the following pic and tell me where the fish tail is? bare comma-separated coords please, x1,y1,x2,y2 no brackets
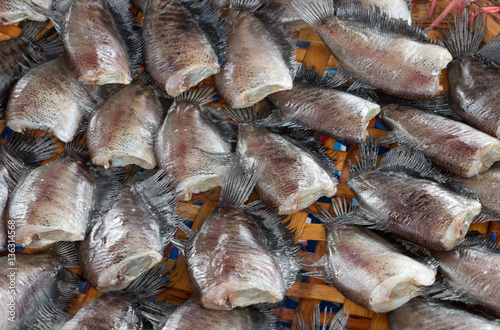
64,132,90,159
456,230,500,253
3,129,62,164
124,260,171,299
50,241,81,268
294,304,349,330
393,94,461,121
294,65,346,88
229,0,264,12
27,1,64,34
290,0,335,27
441,8,486,59
224,100,271,124
477,33,500,66
174,84,216,105
349,137,379,178
248,304,279,329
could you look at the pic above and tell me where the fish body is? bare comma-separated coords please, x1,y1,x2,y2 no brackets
143,0,221,97
88,79,163,169
379,104,500,177
388,298,500,330
10,156,94,248
0,0,52,24
7,57,97,142
338,0,412,23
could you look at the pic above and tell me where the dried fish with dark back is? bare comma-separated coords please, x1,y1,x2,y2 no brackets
0,0,52,25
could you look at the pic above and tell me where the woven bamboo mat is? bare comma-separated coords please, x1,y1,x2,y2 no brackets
1,1,499,329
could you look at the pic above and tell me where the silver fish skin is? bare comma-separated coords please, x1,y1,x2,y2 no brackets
379,104,500,178
388,298,500,330
159,297,276,329
9,156,94,248
143,0,221,97
88,79,163,169
0,0,52,24
214,5,294,108
320,224,435,313
6,57,97,142
432,235,500,318
291,0,452,100
348,144,482,251
337,0,412,23
155,87,231,201
237,124,337,215
267,81,380,145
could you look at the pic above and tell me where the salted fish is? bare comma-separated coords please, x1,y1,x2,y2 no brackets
309,201,436,313
143,0,225,97
183,160,300,310
7,56,99,142
337,0,412,23
379,104,500,177
266,67,380,145
431,232,500,318
80,169,181,292
346,142,481,251
290,0,452,100
0,0,52,24
293,304,349,330
214,0,295,108
442,11,500,138
155,85,232,200
157,297,277,329
388,297,500,330
0,242,80,329
88,75,163,169
228,105,337,215
60,262,169,330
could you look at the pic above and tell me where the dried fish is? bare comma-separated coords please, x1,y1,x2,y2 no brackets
182,161,300,310
308,202,436,313
441,10,500,138
0,0,52,24
378,104,500,178
388,297,500,330
88,75,163,169
266,67,380,145
294,304,349,330
155,85,232,200
337,0,412,23
6,56,99,142
290,0,452,99
143,0,226,97
214,0,295,108
228,104,337,215
345,142,481,251
80,169,181,292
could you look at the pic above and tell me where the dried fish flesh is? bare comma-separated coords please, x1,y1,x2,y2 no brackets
266,67,380,145
290,0,452,99
228,105,337,215
155,85,232,200
183,161,300,310
80,169,181,292
0,0,52,24
378,104,500,177
143,0,226,97
214,0,295,108
346,142,481,251
88,75,163,169
442,11,500,138
6,56,99,142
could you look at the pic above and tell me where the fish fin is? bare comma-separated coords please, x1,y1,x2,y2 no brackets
49,241,81,268
52,0,73,12
133,170,184,249
131,0,149,12
307,204,336,224
28,1,65,35
19,21,63,65
348,137,379,177
170,238,188,256
294,304,348,330
107,0,144,78
294,135,338,179
3,130,61,164
290,0,336,27
375,131,398,145
0,151,31,193
201,106,237,142
174,84,216,105
347,80,376,93
396,94,462,121
182,0,229,64
329,307,350,330
477,33,500,66
64,132,90,159
124,260,171,299
421,280,476,305
177,222,195,238
196,149,234,166
441,8,486,59
254,2,297,74
229,0,263,12
473,208,500,224
456,230,500,254
293,65,346,88
135,299,178,329
248,303,279,329
223,99,272,124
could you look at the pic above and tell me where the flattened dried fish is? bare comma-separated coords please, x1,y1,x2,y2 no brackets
214,0,295,108
266,67,380,145
442,11,500,138
309,201,436,313
228,105,337,215
88,75,163,169
143,0,226,97
7,57,99,142
291,0,452,99
80,169,181,292
0,0,52,24
183,161,300,310
155,85,232,200
378,104,500,177
346,142,481,251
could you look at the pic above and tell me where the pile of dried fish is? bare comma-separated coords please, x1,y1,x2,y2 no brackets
0,0,499,329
